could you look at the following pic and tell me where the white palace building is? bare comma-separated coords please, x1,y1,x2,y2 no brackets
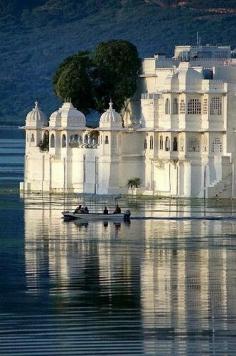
20,44,236,198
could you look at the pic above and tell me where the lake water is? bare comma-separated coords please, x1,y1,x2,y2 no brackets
1,127,236,355
0,126,24,187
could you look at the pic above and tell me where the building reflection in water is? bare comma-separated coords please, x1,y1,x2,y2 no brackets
140,198,236,354
24,196,236,353
24,196,142,307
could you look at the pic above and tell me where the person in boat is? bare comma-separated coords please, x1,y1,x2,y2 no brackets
84,206,89,214
80,205,84,213
113,204,121,214
103,206,109,215
124,210,131,222
80,205,85,213
74,205,82,213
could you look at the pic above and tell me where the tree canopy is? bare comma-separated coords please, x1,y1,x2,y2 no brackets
53,51,94,113
53,40,140,113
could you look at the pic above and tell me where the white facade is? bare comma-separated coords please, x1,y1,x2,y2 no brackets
20,45,236,198
20,100,144,195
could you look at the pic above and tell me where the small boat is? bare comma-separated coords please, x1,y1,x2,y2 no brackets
62,211,131,222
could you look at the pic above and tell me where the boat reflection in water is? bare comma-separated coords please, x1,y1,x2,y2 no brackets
23,195,236,354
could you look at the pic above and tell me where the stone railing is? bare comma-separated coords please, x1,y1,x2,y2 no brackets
69,142,98,149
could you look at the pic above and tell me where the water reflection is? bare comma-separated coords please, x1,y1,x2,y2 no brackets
22,196,236,354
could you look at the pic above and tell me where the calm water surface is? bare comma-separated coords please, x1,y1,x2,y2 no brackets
1,127,236,355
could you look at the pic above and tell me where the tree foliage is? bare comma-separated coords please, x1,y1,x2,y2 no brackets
53,40,140,113
38,130,49,151
53,52,94,113
93,40,140,112
1,1,236,124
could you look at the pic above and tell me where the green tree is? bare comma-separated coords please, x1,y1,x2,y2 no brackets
38,130,49,152
53,51,94,113
53,40,140,114
93,40,140,112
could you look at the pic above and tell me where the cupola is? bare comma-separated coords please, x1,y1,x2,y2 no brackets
49,101,86,128
25,101,47,128
49,110,61,128
99,101,122,129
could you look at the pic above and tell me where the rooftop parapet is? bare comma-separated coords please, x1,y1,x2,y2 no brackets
141,58,177,75
142,49,233,76
174,45,231,61
189,58,232,67
202,80,225,91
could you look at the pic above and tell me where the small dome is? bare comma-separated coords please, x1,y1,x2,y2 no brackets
49,102,86,128
99,101,122,129
49,110,61,128
25,101,47,128
61,102,86,128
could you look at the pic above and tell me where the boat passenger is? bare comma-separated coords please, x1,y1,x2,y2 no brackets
124,210,131,222
74,205,82,213
80,205,85,213
113,204,121,214
84,206,89,214
103,206,109,215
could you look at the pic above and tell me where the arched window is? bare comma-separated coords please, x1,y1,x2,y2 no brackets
38,131,49,151
91,135,98,145
165,137,170,151
84,134,88,144
69,134,80,147
62,134,66,148
150,136,153,150
173,98,178,114
78,135,83,144
144,139,147,150
50,134,55,148
160,135,163,150
30,134,35,143
105,136,109,144
187,99,201,114
165,98,170,114
173,137,178,151
210,97,222,115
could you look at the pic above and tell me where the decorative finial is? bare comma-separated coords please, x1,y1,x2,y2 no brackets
109,99,113,110
34,100,39,109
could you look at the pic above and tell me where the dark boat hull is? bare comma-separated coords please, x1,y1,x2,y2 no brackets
62,212,128,222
